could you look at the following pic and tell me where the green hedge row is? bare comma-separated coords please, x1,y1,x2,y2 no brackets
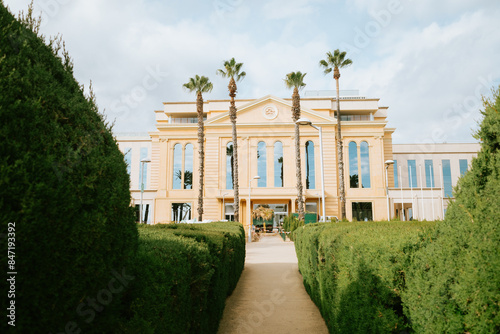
117,222,245,334
294,221,436,333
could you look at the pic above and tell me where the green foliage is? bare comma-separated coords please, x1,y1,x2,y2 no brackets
0,5,137,333
282,214,304,240
119,222,245,334
404,87,500,333
294,221,436,333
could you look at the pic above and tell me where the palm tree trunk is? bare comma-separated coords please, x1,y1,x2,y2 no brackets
335,77,346,220
229,77,240,222
197,91,204,221
292,87,305,220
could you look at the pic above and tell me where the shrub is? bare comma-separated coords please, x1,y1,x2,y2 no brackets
119,222,245,334
0,5,137,333
403,87,500,333
282,214,304,233
294,221,436,333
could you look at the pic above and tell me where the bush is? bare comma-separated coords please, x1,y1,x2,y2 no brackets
118,222,245,333
403,87,500,333
282,214,304,240
0,5,137,333
294,221,436,333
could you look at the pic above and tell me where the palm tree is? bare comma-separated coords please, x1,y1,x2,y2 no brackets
284,71,307,220
319,49,352,220
183,75,213,221
217,58,246,222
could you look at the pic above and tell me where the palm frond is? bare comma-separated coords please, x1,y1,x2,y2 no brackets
183,75,213,94
284,71,307,90
217,57,246,82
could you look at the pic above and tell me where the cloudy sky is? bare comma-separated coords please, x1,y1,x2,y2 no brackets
5,0,500,143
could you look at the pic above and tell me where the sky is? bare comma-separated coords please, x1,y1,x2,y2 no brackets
4,0,500,143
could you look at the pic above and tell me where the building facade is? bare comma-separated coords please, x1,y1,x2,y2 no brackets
116,92,479,226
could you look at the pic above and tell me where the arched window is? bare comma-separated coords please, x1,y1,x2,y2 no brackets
305,141,315,189
173,144,182,189
184,144,193,189
226,142,233,190
360,141,371,188
274,141,283,187
349,141,358,188
257,141,267,187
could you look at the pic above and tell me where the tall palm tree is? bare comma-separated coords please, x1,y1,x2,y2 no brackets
284,71,307,220
183,75,213,222
319,49,352,220
217,58,246,222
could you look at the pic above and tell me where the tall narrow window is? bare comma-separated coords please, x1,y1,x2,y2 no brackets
173,144,182,189
140,147,148,189
305,141,315,189
459,159,468,176
257,141,267,187
349,141,358,188
407,160,417,188
274,141,283,187
393,160,399,188
360,141,371,188
184,144,193,189
425,160,434,187
123,148,131,175
226,142,234,190
442,160,452,197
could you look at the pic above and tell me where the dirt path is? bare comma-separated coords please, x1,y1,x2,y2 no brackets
217,234,329,334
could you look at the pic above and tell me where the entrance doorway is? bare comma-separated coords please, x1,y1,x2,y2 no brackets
252,203,288,231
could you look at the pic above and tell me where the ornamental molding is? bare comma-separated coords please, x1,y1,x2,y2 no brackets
262,104,278,120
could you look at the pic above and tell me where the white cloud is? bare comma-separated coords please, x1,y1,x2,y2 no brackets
4,0,500,142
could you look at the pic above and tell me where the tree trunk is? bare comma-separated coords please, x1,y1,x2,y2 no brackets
292,87,305,220
197,91,204,221
229,77,240,222
335,75,346,220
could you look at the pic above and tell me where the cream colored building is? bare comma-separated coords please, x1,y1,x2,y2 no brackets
116,92,479,225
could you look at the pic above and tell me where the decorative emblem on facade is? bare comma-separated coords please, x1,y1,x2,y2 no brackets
262,104,278,120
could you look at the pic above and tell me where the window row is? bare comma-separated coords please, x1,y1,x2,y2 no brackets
226,141,316,190
392,159,469,197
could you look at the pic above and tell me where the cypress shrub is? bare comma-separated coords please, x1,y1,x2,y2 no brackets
403,87,500,333
0,5,137,333
119,222,245,333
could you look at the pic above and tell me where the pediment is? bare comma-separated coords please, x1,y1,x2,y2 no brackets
206,95,334,126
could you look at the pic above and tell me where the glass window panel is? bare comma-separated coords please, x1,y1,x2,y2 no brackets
173,144,182,189
184,144,193,189
274,141,283,188
407,160,417,188
123,148,131,175
352,202,373,221
442,160,453,197
305,141,315,189
139,147,148,189
349,141,358,188
226,142,234,190
425,160,434,187
393,160,399,188
360,141,371,188
459,159,468,176
171,203,191,222
257,141,267,187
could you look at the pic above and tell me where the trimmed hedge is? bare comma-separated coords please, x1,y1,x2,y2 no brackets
0,5,137,333
404,87,500,333
294,221,436,333
118,222,245,333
